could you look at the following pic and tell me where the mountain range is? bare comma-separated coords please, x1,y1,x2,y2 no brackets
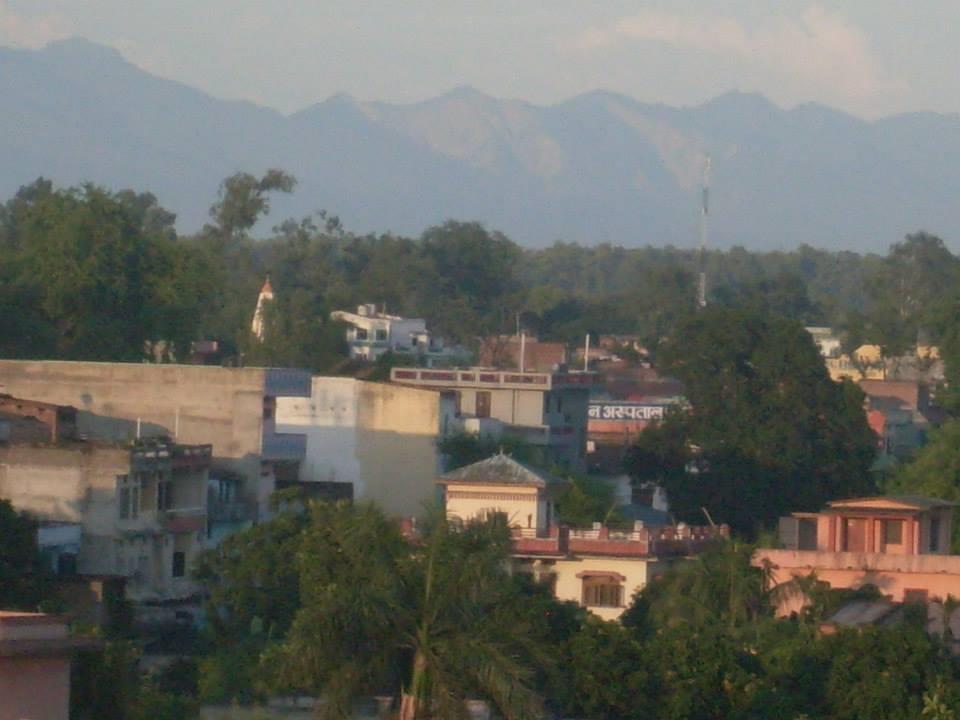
3,37,960,252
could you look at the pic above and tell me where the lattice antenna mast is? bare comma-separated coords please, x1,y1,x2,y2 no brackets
697,154,711,308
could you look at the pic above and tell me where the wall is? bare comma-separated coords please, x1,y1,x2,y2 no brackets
0,655,71,720
552,556,665,621
0,444,128,576
275,378,452,516
0,361,268,506
758,548,960,613
445,483,542,531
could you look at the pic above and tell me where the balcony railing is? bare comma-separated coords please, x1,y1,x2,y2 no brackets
510,523,728,558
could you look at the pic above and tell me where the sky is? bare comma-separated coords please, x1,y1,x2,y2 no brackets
0,1,957,119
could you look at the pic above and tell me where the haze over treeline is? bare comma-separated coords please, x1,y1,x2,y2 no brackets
3,38,960,252
2,172,958,388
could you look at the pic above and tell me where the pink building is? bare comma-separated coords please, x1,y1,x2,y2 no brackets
0,611,86,720
755,496,959,615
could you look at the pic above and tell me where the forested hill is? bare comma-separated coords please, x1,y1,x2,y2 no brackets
3,37,960,252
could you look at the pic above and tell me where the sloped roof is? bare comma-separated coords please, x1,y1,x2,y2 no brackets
438,453,564,488
827,496,955,512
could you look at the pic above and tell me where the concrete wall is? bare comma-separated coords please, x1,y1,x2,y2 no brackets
758,548,960,614
275,378,453,517
0,655,71,720
0,361,268,504
552,556,665,622
0,444,128,576
445,484,542,530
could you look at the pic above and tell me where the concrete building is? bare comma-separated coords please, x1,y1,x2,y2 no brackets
0,611,88,720
332,304,466,365
391,366,597,472
756,496,959,616
438,454,727,620
274,377,458,517
0,438,211,604
0,360,312,517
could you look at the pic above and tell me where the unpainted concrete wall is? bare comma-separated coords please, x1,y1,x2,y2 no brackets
0,361,267,504
276,378,451,516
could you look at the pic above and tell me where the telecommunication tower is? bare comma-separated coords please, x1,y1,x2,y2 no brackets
697,154,711,308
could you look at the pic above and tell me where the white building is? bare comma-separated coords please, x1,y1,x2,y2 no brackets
805,326,842,358
331,304,465,365
273,377,458,516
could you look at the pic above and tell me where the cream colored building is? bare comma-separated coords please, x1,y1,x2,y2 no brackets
275,377,458,517
392,367,597,472
438,454,726,620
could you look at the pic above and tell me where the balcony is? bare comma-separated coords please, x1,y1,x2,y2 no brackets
510,523,728,559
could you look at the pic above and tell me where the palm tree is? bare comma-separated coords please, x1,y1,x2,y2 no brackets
270,501,546,720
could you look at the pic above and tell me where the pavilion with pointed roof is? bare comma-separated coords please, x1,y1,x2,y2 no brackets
437,453,567,535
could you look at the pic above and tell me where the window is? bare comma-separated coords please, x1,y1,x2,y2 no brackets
582,577,624,608
375,329,387,341
355,327,368,340
117,474,140,520
476,391,492,419
882,519,903,545
930,515,941,552
172,552,186,578
157,479,172,511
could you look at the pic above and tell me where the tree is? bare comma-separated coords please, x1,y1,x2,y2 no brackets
0,499,44,609
627,307,877,533
270,502,547,720
208,169,296,245
887,420,960,551
0,182,205,360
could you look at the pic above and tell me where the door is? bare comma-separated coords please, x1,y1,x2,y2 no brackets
476,391,491,419
843,518,867,552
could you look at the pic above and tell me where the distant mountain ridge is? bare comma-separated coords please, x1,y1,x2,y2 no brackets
3,37,959,252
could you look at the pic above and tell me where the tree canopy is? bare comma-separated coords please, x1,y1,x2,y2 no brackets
627,307,877,533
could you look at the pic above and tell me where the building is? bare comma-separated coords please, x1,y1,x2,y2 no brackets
0,360,313,518
273,377,458,516
0,437,211,606
438,454,727,620
0,611,90,720
827,344,944,383
805,327,842,358
331,304,465,365
755,496,959,616
391,366,598,472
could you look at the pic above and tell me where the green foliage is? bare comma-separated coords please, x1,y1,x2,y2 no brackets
627,307,877,534
437,432,540,471
887,419,960,551
567,618,656,720
634,540,772,632
555,474,623,528
193,506,308,643
0,180,210,360
0,498,45,609
271,502,549,719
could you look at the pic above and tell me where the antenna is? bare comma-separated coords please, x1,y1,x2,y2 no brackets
697,154,711,308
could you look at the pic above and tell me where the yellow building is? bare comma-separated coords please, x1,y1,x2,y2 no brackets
438,454,727,620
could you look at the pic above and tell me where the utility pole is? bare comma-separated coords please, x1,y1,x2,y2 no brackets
697,154,711,309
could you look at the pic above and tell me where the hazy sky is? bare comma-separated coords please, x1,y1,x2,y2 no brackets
1,1,956,118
